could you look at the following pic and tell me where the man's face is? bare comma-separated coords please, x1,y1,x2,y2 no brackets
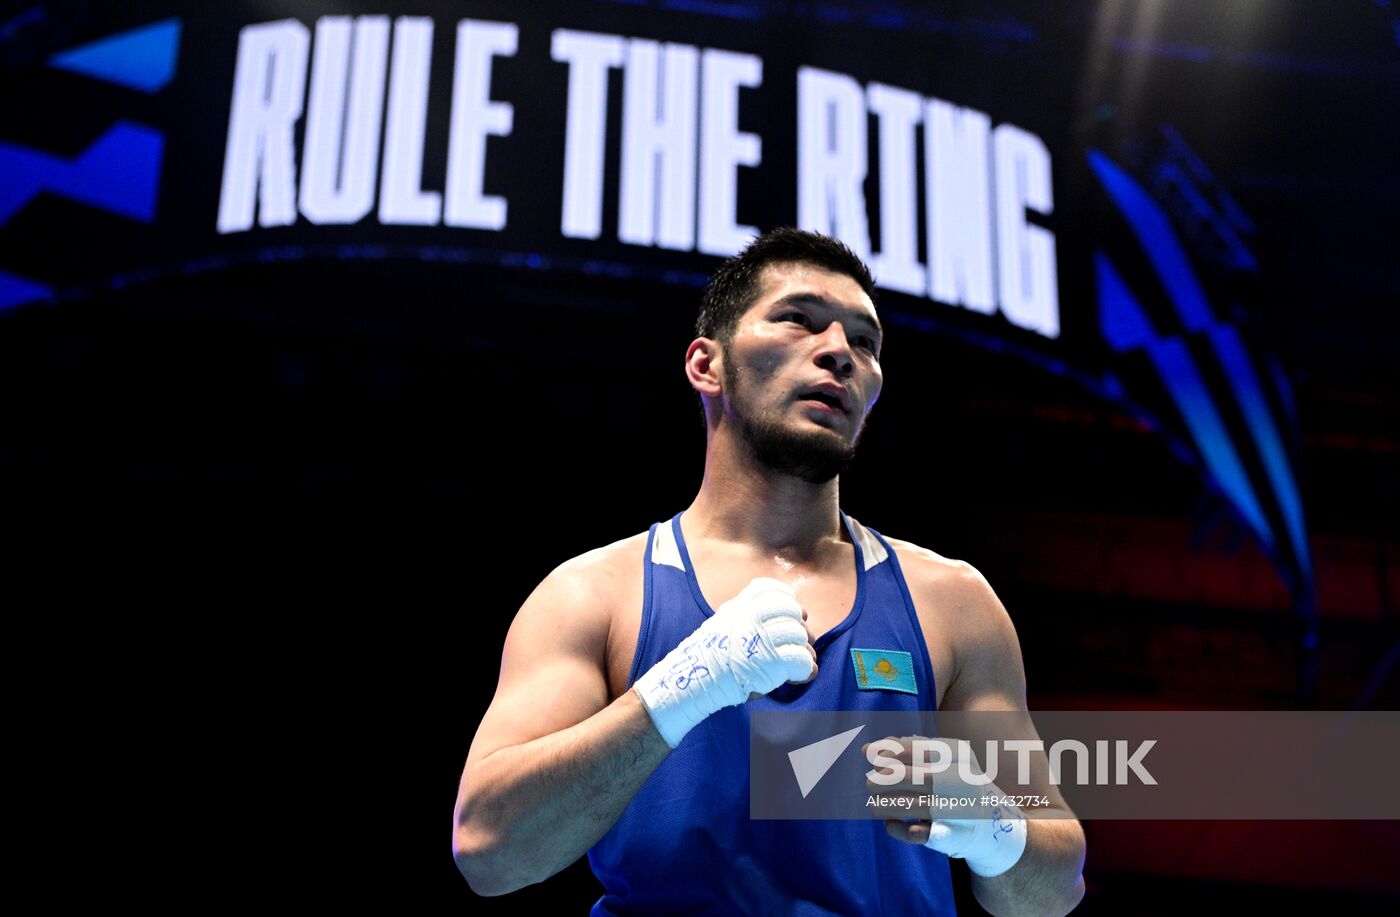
718,261,884,483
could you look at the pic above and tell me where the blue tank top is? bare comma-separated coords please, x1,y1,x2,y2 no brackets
588,511,957,916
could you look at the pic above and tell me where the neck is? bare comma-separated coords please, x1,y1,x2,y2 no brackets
684,424,845,561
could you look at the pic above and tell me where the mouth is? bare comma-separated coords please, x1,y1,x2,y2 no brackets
797,389,850,414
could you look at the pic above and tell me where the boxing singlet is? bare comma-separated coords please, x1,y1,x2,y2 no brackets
588,511,957,915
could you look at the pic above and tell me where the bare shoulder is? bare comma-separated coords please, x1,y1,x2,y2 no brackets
881,535,1026,710
883,536,1001,614
527,530,650,620
519,527,649,660
466,529,650,767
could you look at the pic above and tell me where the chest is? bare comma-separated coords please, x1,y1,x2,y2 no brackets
604,552,957,710
694,559,858,643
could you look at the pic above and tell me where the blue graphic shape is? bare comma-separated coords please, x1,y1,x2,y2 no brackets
1096,251,1155,352
1148,336,1274,552
48,18,181,93
1099,239,1300,565
1089,150,1214,332
0,121,164,225
1265,356,1298,429
1152,161,1258,272
1096,251,1274,551
1208,326,1311,578
1092,146,1312,592
0,270,53,311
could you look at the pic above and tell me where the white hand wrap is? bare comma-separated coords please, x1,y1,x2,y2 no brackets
635,577,815,748
919,740,1028,877
924,793,1028,877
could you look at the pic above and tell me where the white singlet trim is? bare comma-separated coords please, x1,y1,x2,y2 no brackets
650,518,685,570
846,516,889,571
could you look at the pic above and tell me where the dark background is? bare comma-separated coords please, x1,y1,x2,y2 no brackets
2,0,1396,910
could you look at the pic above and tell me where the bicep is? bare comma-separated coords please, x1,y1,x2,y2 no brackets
464,568,613,771
939,569,1074,810
941,567,1028,714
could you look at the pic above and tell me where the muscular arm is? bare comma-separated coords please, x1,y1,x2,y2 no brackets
452,544,671,897
453,545,817,897
455,694,670,896
896,550,1086,917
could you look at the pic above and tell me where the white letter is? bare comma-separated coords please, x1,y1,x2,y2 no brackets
1003,739,1044,786
300,16,390,225
217,20,309,233
866,83,924,295
956,739,996,786
444,19,517,230
866,738,907,786
926,98,995,314
993,122,1059,337
697,49,762,257
1116,739,1157,785
619,40,699,250
379,17,440,225
1048,739,1089,786
797,67,869,260
552,29,626,240
911,738,954,786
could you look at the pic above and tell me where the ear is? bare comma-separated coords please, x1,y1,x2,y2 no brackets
685,338,723,398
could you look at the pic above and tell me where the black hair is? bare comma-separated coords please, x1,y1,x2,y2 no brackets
695,227,877,344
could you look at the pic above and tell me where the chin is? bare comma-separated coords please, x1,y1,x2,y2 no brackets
802,415,859,447
745,417,858,484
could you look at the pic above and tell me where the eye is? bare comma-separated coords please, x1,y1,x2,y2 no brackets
854,335,877,352
780,312,810,326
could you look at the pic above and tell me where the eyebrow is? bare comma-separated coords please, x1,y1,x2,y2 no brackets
771,292,884,340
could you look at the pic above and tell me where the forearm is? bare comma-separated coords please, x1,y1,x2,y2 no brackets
968,816,1085,917
454,688,670,895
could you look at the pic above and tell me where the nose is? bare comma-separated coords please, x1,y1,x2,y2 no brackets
814,323,855,378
